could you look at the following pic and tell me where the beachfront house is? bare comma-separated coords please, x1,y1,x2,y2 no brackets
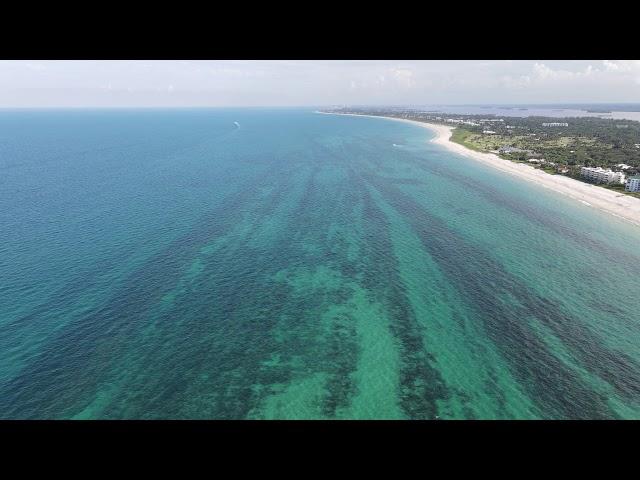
580,166,626,185
625,176,640,192
498,146,532,154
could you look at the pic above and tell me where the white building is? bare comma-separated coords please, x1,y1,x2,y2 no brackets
499,146,530,154
580,167,626,184
542,122,569,127
626,176,640,192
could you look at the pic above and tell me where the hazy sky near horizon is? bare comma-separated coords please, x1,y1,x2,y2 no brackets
1,60,640,107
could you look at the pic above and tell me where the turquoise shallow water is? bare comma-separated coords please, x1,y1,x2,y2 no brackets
1,108,640,419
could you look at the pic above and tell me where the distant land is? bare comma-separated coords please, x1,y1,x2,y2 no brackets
324,104,640,122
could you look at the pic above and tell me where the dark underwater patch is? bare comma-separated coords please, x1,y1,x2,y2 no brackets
364,171,620,419
353,172,449,419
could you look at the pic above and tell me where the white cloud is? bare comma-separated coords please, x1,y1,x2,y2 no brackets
23,62,47,72
533,63,555,80
603,60,640,72
391,68,415,88
531,62,593,81
1,60,639,107
500,75,531,89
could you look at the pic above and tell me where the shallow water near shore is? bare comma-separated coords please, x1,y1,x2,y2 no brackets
1,108,640,419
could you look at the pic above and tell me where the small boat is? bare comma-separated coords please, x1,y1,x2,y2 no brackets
234,121,240,128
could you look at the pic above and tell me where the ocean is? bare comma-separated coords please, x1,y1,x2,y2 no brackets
1,108,639,419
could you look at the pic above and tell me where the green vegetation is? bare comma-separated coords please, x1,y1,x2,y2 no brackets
450,128,482,152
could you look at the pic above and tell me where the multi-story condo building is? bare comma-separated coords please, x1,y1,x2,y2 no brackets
625,175,640,192
580,166,626,184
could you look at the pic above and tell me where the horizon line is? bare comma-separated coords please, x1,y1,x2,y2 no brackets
2,101,640,110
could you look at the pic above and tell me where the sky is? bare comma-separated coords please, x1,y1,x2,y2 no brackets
1,60,640,107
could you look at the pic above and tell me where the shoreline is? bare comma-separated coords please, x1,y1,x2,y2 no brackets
319,111,640,228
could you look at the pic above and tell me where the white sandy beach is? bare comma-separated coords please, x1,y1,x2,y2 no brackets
321,112,640,228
